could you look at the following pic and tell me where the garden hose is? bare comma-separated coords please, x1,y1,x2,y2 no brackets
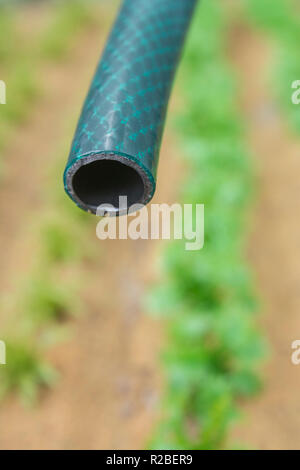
63,0,197,215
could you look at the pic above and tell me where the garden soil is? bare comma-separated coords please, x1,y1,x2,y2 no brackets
230,25,300,450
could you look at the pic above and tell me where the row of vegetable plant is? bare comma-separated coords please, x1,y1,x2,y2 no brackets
0,1,99,404
0,0,97,168
244,0,300,133
148,0,266,450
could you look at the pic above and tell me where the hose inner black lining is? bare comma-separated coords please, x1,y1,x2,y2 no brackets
70,157,146,214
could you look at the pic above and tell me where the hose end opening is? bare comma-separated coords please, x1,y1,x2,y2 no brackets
64,153,154,216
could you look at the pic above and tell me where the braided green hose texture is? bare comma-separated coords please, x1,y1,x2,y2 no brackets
63,0,197,215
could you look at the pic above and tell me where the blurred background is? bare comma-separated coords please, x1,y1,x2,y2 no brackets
0,0,300,450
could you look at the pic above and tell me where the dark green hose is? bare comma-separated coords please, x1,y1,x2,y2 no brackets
63,0,197,215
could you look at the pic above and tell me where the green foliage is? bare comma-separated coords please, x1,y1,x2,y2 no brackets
0,8,17,63
244,0,300,133
148,0,265,450
0,6,38,141
40,0,96,60
24,274,77,325
0,340,57,405
41,217,82,263
0,0,97,159
0,2,100,403
245,0,299,41
0,62,39,125
42,220,76,263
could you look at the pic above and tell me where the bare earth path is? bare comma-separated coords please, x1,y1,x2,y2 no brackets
230,26,300,450
0,7,183,449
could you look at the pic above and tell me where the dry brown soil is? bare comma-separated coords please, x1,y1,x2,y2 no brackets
231,25,300,450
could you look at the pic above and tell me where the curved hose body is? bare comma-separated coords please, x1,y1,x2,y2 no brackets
64,0,197,215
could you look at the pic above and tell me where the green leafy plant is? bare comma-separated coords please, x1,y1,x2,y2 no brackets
0,8,17,63
148,0,266,450
0,0,97,160
40,0,96,60
41,218,81,263
0,340,57,405
244,0,300,134
0,1,101,403
24,274,77,325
